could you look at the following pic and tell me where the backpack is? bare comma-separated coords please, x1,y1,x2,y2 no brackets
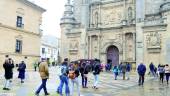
68,70,76,79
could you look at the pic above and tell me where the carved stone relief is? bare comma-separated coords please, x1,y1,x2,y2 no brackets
69,40,79,54
101,6,123,27
146,32,161,53
146,32,161,47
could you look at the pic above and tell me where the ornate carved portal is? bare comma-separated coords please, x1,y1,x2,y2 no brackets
107,45,119,66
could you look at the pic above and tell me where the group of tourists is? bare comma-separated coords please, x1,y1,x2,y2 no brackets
2,56,170,95
149,62,170,84
35,58,101,96
3,58,26,90
137,62,170,86
112,62,131,80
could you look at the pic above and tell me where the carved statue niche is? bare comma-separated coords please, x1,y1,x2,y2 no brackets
128,7,133,20
125,33,133,60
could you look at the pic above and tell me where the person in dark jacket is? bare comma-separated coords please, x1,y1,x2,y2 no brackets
126,63,131,80
18,61,26,83
3,58,14,90
80,61,90,88
92,59,101,89
121,63,126,80
137,63,146,86
149,62,156,77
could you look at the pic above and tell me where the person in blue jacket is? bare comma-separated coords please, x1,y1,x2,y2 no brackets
113,66,119,80
137,63,146,86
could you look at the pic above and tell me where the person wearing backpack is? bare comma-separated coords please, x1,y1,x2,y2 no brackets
158,64,165,84
57,58,70,96
69,61,80,96
113,65,119,80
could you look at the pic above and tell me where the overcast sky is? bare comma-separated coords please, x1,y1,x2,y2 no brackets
29,0,66,38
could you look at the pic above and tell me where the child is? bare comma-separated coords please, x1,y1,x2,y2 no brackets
113,66,119,80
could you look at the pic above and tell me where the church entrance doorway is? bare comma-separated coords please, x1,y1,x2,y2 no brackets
107,45,119,66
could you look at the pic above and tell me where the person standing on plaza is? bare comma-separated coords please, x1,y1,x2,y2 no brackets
164,64,170,84
137,63,146,86
17,61,26,83
92,59,101,89
80,62,86,88
57,58,70,96
149,62,156,77
69,61,80,96
121,62,126,80
3,58,14,90
113,65,119,80
33,61,38,71
126,63,131,80
158,64,165,84
35,58,50,96
84,61,90,88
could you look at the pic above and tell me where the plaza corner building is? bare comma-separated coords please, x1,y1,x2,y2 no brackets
0,0,46,70
60,0,170,68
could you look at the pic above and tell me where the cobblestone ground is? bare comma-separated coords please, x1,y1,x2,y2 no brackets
0,67,168,96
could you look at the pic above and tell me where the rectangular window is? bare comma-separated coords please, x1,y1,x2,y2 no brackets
42,48,45,54
15,40,22,53
16,16,23,27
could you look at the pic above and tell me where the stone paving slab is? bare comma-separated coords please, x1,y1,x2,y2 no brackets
0,67,155,96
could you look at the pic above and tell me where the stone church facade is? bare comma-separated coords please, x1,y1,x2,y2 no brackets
60,0,170,68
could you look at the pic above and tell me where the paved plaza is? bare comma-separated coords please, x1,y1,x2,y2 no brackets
0,67,169,96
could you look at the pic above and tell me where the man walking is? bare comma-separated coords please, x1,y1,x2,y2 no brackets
137,63,146,86
35,58,50,96
126,63,131,80
149,62,155,77
122,62,126,80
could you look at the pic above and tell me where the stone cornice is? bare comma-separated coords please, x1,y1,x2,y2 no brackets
87,26,123,31
143,24,167,32
17,0,46,12
0,23,41,37
42,43,58,49
0,52,40,57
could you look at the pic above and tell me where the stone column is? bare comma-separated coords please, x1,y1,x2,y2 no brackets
136,0,145,65
89,36,92,59
122,33,126,62
133,33,136,61
98,35,100,59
